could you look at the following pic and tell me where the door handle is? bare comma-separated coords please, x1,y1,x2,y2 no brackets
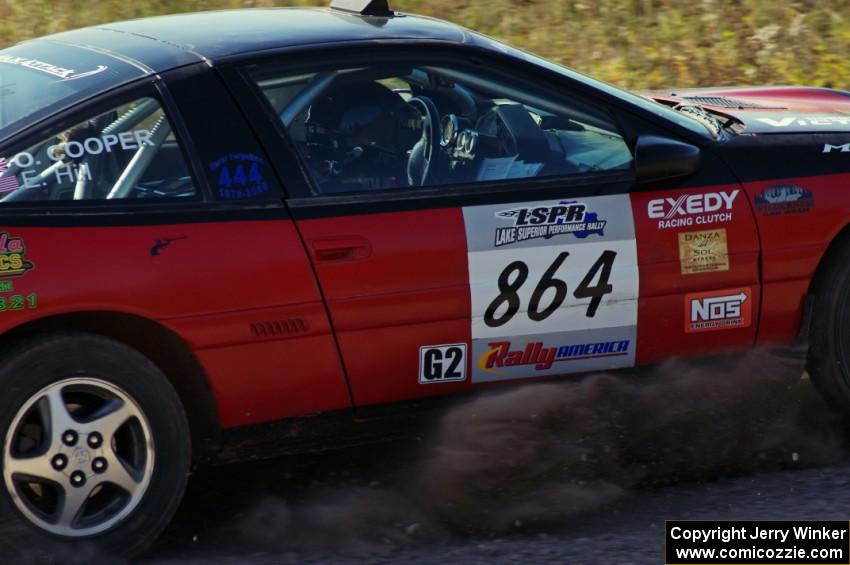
311,237,372,262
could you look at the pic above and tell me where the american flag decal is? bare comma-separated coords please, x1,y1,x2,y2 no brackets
0,158,19,194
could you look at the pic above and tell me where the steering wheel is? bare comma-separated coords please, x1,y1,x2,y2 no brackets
406,96,442,187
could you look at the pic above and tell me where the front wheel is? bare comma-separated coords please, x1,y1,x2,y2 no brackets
807,238,850,413
0,332,190,559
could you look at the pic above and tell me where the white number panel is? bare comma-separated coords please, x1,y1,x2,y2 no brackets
469,241,638,338
462,194,639,382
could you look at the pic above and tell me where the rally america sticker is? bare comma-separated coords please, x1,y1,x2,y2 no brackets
474,328,635,383
463,194,638,382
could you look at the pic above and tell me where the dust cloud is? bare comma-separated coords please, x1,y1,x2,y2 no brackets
205,346,845,557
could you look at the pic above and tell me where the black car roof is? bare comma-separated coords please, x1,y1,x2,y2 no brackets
33,7,470,73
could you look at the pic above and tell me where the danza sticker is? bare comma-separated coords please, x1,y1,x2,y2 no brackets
678,228,729,275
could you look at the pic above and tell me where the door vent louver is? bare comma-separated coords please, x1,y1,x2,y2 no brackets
250,319,308,339
681,96,785,110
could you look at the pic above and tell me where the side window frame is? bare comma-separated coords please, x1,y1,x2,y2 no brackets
216,64,314,203
223,45,638,209
160,64,287,205
0,76,211,211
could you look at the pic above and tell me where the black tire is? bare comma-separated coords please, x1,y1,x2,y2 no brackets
807,237,850,413
0,332,191,561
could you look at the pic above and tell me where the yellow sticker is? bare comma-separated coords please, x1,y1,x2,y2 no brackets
678,228,729,275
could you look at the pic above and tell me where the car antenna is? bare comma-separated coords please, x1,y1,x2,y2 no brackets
329,0,394,17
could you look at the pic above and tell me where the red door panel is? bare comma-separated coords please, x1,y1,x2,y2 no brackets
0,219,351,428
631,183,761,363
741,173,850,345
296,208,471,407
300,182,763,409
192,336,350,427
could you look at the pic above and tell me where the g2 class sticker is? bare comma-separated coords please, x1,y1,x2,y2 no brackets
685,288,752,333
209,153,270,200
419,344,467,384
678,228,729,275
464,194,638,382
754,184,813,216
0,233,34,279
647,190,739,230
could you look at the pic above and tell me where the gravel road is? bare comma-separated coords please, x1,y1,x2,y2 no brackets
142,350,850,565
146,459,850,565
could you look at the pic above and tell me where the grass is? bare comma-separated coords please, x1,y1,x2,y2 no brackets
1,0,849,91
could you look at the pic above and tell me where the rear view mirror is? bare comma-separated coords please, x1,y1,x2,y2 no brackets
635,135,701,184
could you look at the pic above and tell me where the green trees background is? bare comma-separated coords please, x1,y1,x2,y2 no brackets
2,0,848,90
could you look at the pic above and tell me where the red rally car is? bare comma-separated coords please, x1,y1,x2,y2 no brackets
2,0,850,556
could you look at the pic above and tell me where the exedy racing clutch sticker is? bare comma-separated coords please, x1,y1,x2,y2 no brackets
463,195,638,383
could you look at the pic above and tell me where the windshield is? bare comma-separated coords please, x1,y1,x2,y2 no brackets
468,33,716,139
0,41,145,142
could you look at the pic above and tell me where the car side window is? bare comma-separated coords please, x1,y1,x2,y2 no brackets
0,97,197,203
249,60,632,195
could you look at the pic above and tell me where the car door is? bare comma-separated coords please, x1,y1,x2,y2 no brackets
229,46,760,409
630,152,761,364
